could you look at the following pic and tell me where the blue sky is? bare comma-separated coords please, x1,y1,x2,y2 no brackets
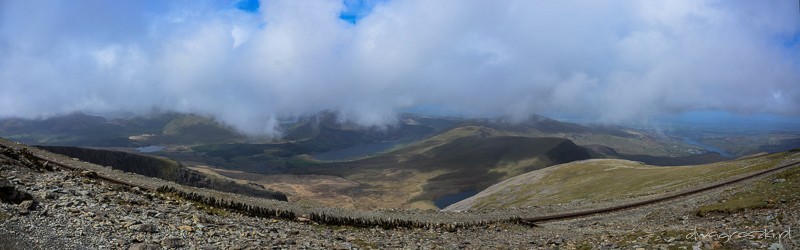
0,0,798,135
236,0,260,13
235,0,381,24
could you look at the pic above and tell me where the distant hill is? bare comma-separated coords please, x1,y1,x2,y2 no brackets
281,111,449,153
0,112,244,146
453,115,708,158
185,112,459,172
583,144,730,166
464,115,634,138
445,151,795,211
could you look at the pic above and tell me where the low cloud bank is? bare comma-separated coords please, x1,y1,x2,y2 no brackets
1,0,798,135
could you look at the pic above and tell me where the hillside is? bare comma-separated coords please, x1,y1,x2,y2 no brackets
282,126,591,209
431,117,736,166
2,137,799,249
446,151,799,211
36,146,287,201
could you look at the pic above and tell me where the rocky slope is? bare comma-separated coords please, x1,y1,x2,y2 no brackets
36,146,287,201
1,139,799,249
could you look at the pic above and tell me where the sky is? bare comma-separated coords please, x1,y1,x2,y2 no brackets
0,0,798,135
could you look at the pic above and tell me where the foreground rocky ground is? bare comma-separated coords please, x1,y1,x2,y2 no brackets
1,142,799,249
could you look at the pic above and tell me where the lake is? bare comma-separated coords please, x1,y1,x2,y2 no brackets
312,141,402,161
433,190,479,209
136,145,165,153
681,138,734,157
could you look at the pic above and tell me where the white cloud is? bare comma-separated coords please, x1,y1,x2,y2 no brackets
0,0,798,135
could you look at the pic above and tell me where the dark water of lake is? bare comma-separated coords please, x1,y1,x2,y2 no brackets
434,190,479,209
681,138,734,157
136,145,165,153
312,141,402,161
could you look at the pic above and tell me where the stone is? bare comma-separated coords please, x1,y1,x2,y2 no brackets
128,243,160,250
768,243,785,250
131,223,158,233
178,225,194,232
0,178,33,204
18,199,37,211
42,191,58,200
333,242,352,250
80,170,98,178
162,238,185,248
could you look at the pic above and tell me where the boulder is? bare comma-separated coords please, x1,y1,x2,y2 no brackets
0,178,33,204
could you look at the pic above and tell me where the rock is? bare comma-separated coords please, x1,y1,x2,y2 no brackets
178,225,194,232
769,243,785,250
80,170,98,178
772,178,786,184
0,178,33,204
162,238,184,248
18,199,37,211
131,223,158,233
128,243,160,250
41,191,58,200
547,238,564,246
333,242,352,250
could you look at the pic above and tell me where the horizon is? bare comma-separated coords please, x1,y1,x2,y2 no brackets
5,109,800,135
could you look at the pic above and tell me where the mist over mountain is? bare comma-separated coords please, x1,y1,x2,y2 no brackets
1,0,798,135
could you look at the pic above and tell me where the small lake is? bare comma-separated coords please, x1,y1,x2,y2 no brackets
434,190,479,209
681,138,734,158
312,141,402,161
136,145,165,153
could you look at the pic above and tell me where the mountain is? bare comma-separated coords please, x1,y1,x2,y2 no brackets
181,113,742,209
2,135,799,249
2,111,769,210
445,150,799,211
0,112,245,146
287,126,592,209
281,111,452,153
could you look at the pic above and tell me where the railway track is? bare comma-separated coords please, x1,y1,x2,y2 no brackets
520,158,800,225
3,138,798,228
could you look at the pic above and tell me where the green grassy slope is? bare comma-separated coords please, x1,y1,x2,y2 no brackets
447,150,799,211
697,150,800,215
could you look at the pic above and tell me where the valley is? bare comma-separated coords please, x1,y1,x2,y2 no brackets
3,111,798,211
2,131,799,249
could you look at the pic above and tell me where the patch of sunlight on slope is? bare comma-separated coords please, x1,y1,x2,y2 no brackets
462,152,791,210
